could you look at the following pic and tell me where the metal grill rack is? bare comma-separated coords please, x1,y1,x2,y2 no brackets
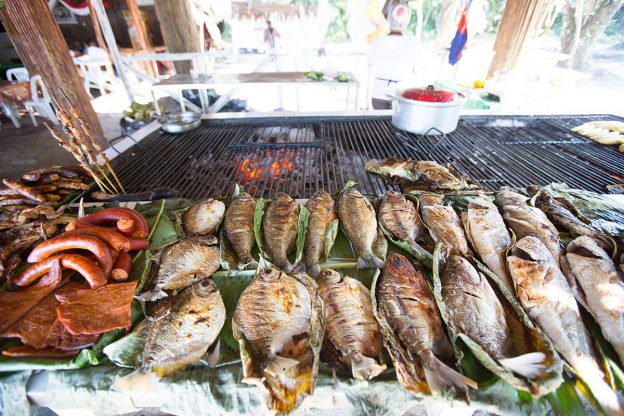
112,114,624,199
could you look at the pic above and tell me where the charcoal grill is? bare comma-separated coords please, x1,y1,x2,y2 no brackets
112,114,624,198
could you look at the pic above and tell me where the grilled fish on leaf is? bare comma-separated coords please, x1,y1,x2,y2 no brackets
365,158,471,191
304,191,336,278
566,236,624,365
183,198,225,235
379,191,432,250
138,235,220,301
418,194,471,257
507,236,622,416
495,190,560,263
113,279,225,391
262,192,299,272
318,269,385,380
440,256,549,383
375,252,476,395
338,187,384,268
535,191,613,251
233,266,323,413
462,197,513,292
224,192,257,269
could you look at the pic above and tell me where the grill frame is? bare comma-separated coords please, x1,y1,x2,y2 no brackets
111,114,624,199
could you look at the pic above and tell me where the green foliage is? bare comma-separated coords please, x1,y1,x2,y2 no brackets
326,0,350,42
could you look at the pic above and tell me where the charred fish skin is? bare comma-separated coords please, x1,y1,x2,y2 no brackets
508,236,622,416
141,279,226,378
364,158,420,183
304,191,337,278
224,192,257,268
183,198,225,235
495,190,560,263
262,192,300,272
566,236,624,365
232,267,322,413
338,188,385,269
377,253,476,395
138,235,220,301
318,269,385,380
379,191,431,249
462,197,513,293
535,191,613,251
418,194,471,257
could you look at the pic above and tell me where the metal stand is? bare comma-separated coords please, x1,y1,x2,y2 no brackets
395,127,449,158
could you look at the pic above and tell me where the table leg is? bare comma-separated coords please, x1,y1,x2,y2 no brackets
354,85,360,111
345,86,350,111
152,90,161,115
179,90,186,112
1,101,21,128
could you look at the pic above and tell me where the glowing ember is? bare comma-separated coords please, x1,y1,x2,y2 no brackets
239,152,294,183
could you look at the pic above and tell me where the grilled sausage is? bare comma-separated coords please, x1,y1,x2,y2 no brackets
111,252,133,281
63,226,131,252
27,235,113,276
15,254,107,288
78,208,149,239
128,238,149,251
116,218,135,235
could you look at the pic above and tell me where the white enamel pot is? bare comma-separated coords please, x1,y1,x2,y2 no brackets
390,90,462,135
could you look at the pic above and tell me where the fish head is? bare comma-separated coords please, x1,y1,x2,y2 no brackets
318,269,342,287
567,236,606,260
197,235,218,246
508,237,553,303
257,266,282,282
468,196,495,211
441,256,482,289
417,193,444,207
194,278,218,297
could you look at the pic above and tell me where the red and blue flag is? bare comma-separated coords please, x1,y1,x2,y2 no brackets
449,0,472,65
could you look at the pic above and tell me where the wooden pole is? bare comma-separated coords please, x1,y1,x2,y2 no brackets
126,0,151,50
87,0,109,53
90,0,134,102
153,0,201,74
487,0,543,78
0,0,105,145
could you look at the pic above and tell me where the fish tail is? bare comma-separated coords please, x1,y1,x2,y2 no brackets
111,369,159,394
499,352,546,379
239,256,258,270
264,354,300,377
420,349,477,394
308,263,322,279
135,286,168,302
275,257,294,272
350,352,386,381
357,253,385,269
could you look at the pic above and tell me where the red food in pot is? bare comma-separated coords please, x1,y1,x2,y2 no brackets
401,85,455,102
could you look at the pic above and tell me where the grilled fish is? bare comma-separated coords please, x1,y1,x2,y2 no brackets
338,188,384,268
376,253,476,395
365,158,469,190
508,236,621,416
495,190,560,263
535,191,613,251
379,191,432,250
419,194,471,256
304,191,336,278
138,235,220,301
183,198,225,235
232,266,323,413
462,197,513,292
224,192,257,269
262,192,299,272
566,236,624,365
318,269,385,380
113,279,225,390
441,255,546,379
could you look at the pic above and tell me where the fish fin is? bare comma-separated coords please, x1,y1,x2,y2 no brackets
499,352,546,378
420,350,477,394
239,256,258,270
264,355,299,377
357,254,385,269
135,286,168,302
407,239,432,259
350,353,386,380
111,369,159,394
309,264,321,279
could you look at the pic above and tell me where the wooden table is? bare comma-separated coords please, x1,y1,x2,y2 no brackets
150,71,360,113
0,80,31,128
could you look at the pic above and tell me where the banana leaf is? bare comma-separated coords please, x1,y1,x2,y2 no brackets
431,243,564,397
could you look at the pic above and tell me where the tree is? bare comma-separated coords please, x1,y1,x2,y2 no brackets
153,0,200,74
560,0,624,70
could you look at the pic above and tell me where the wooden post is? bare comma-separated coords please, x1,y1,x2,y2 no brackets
0,0,105,144
126,0,151,50
87,0,109,53
153,0,200,74
487,0,545,77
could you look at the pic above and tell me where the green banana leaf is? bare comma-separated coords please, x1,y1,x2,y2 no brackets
431,243,563,397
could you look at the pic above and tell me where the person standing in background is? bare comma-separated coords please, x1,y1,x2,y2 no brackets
367,2,416,109
264,20,281,49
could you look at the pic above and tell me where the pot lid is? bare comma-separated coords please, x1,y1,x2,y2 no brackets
401,85,456,103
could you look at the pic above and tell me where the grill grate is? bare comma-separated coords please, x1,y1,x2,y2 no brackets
112,114,624,199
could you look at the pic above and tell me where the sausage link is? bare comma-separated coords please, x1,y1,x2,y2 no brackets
78,208,149,239
63,226,131,252
15,254,107,288
128,238,149,251
27,235,113,276
116,218,135,235
111,252,133,281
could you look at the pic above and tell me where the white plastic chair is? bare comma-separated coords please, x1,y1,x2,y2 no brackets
23,75,58,126
77,46,116,97
6,67,29,82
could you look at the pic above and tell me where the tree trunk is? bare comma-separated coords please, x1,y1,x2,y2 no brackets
87,0,109,53
571,0,624,70
126,0,151,50
153,0,200,74
0,0,105,144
